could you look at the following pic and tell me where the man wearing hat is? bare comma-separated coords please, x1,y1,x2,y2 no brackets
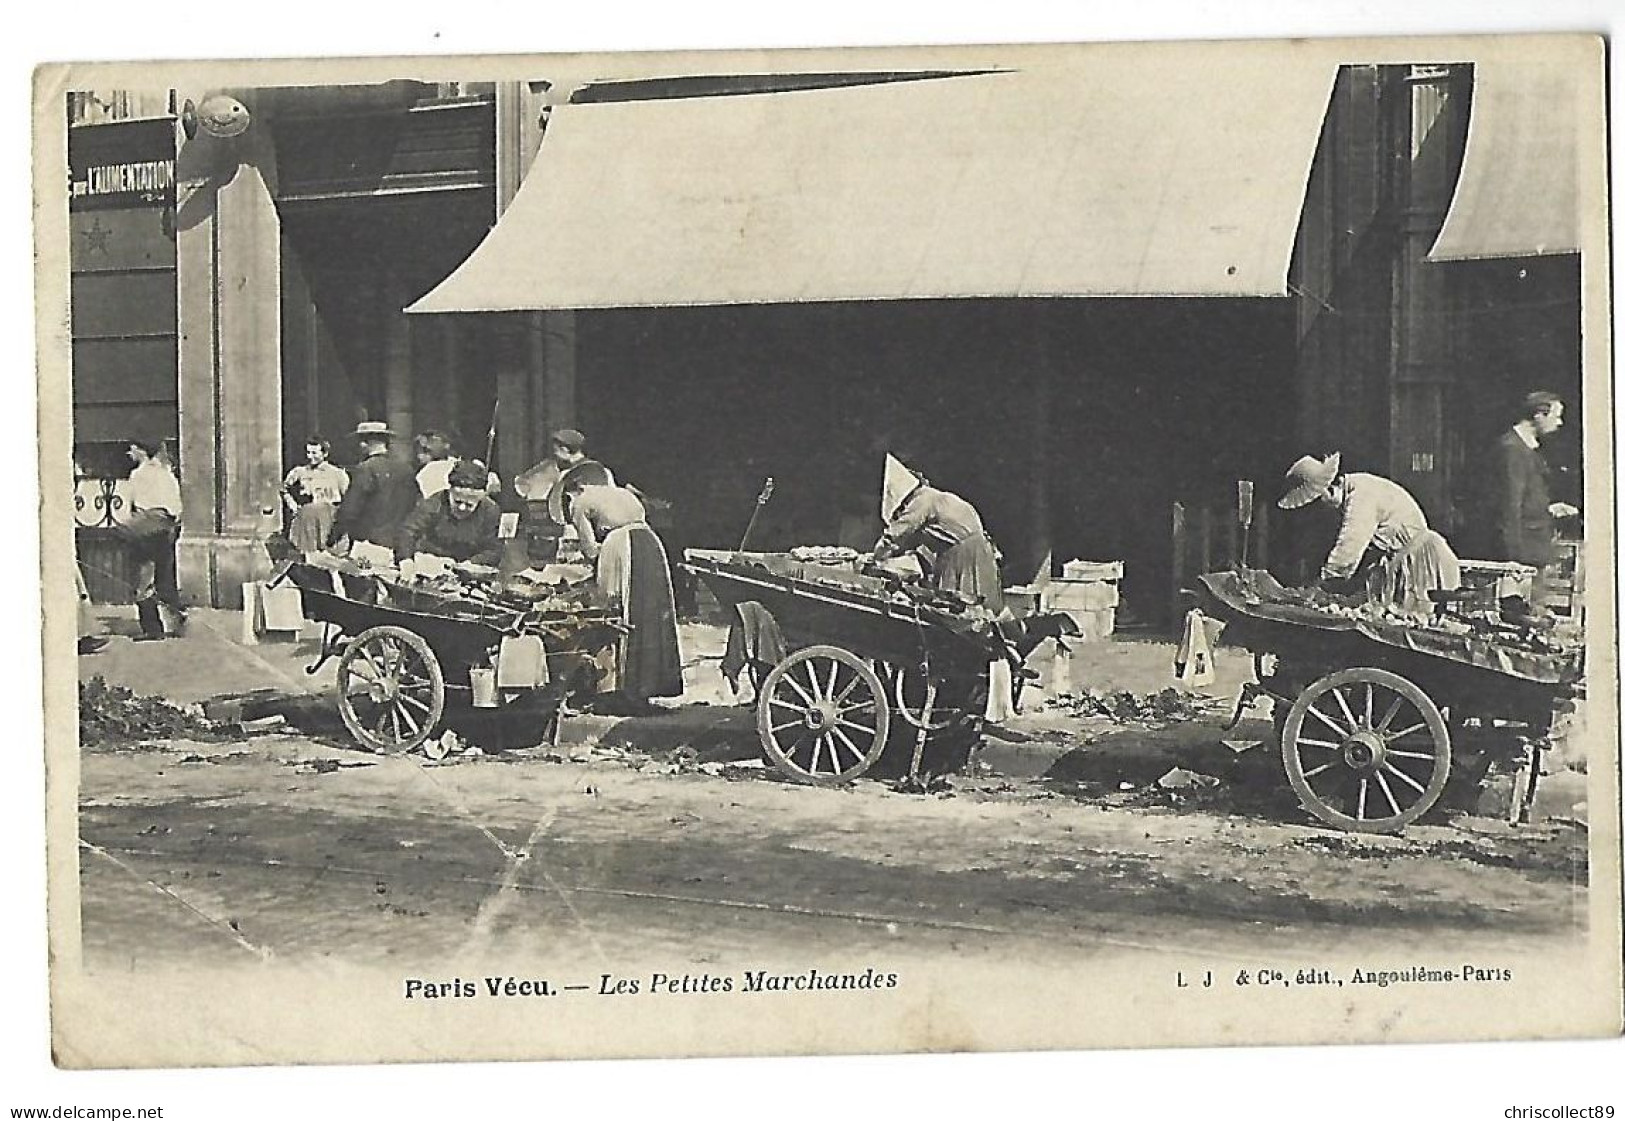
1278,453,1460,613
872,455,1004,613
511,428,614,565
396,459,505,566
331,421,421,566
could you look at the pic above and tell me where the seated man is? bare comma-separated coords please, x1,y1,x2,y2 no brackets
395,460,504,567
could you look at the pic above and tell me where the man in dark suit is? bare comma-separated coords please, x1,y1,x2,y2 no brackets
331,421,422,566
1489,392,1579,608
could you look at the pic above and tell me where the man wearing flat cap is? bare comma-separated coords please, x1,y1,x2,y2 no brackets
396,459,505,566
510,428,615,565
331,421,421,566
1277,453,1460,614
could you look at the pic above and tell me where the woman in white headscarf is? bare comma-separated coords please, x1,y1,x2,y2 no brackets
873,455,1004,613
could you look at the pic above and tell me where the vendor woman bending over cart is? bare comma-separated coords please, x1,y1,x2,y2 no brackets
564,476,683,705
1278,453,1460,613
872,455,1004,614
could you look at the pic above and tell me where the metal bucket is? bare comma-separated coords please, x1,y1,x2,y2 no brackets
469,668,499,708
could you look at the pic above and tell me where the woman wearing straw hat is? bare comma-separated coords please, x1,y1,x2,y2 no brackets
1278,453,1460,615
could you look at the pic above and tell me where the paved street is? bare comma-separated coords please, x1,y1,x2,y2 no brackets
70,606,1593,973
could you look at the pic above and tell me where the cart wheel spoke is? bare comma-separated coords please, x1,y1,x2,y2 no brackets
337,626,445,756
357,646,388,680
783,673,818,707
346,659,383,683
1306,703,1353,738
1282,667,1450,833
397,692,434,716
757,646,889,785
1331,686,1360,732
831,674,862,707
1381,761,1428,795
802,661,827,702
830,726,866,766
1374,770,1403,817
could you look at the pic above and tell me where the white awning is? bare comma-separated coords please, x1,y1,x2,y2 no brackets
410,57,1338,312
1429,59,1580,261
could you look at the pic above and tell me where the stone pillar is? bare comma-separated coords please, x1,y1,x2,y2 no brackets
531,310,577,442
175,93,283,608
1024,307,1056,584
1389,66,1470,529
497,79,577,473
496,318,533,481
382,275,415,441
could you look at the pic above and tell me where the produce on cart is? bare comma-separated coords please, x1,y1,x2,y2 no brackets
1199,567,1583,833
684,548,1063,787
282,557,624,756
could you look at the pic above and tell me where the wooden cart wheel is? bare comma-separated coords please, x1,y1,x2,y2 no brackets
1281,667,1450,833
757,646,890,785
336,625,446,755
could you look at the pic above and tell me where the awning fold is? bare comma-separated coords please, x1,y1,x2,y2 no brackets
1429,59,1580,261
411,57,1338,312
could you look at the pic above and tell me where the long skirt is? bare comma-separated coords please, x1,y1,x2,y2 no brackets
935,534,1004,613
597,524,683,701
1376,530,1461,616
289,501,338,554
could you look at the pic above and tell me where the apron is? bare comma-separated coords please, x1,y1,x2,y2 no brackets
596,523,684,702
934,532,1004,613
1374,529,1461,616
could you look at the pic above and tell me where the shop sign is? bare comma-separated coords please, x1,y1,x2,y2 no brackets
70,159,175,208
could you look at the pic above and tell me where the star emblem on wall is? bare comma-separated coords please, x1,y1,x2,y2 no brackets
81,217,114,256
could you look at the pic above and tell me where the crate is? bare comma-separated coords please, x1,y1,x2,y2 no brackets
1061,560,1123,582
1458,559,1537,603
1040,559,1123,641
1002,584,1042,618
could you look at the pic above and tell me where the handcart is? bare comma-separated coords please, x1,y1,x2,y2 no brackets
1199,569,1584,833
284,562,624,755
684,549,1038,786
